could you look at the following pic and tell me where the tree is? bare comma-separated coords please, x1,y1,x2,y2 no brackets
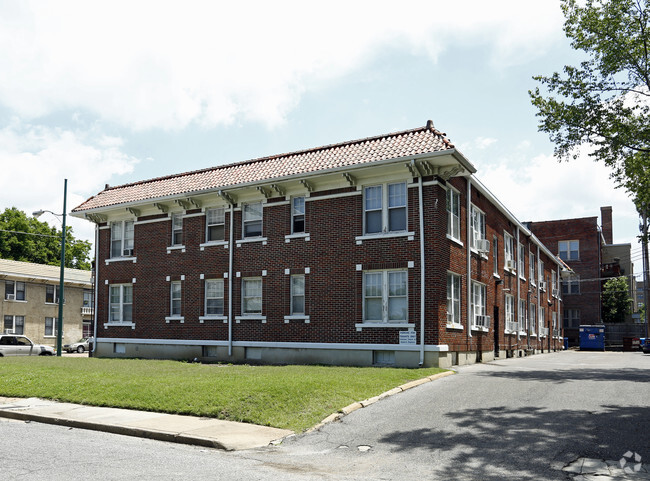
529,0,650,210
602,276,633,323
0,207,92,270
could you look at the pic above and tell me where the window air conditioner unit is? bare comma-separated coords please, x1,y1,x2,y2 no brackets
505,259,515,270
123,248,134,257
539,281,546,290
475,315,491,328
475,238,490,253
6,294,15,300
552,288,559,297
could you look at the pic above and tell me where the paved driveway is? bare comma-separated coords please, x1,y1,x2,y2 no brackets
247,351,650,480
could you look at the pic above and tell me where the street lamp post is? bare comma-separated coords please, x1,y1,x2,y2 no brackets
33,179,67,356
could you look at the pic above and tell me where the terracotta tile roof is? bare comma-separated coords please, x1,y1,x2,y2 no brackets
72,122,455,213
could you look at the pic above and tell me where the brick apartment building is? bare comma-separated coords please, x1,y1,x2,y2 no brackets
527,206,635,345
72,122,564,368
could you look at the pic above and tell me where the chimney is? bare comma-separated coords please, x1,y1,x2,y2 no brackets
601,206,613,244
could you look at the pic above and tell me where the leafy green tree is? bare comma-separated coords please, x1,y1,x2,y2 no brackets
0,207,91,270
602,276,632,323
529,0,650,210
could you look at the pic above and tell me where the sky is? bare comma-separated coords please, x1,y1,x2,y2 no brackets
0,0,644,276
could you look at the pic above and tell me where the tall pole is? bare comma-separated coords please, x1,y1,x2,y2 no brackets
57,179,67,356
641,209,649,338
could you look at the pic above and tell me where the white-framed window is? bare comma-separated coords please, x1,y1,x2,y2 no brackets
558,240,579,261
243,202,263,238
4,315,24,335
109,284,133,323
171,213,183,246
538,260,545,286
552,271,558,296
292,197,305,234
470,205,486,249
518,299,527,330
529,303,537,333
205,279,224,316
206,208,225,242
291,275,305,315
364,182,407,234
170,281,182,316
529,252,536,285
111,220,134,257
83,290,93,309
505,295,516,331
504,233,514,270
5,281,25,301
539,306,546,333
552,311,558,335
471,282,487,327
44,317,57,337
563,308,580,328
45,285,61,304
446,188,461,240
562,274,580,295
518,244,525,277
493,236,499,275
242,278,262,315
446,272,461,326
363,270,407,323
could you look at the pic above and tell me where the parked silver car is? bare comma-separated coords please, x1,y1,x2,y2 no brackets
0,335,55,356
63,337,93,353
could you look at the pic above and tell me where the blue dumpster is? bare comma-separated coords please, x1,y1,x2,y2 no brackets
563,337,569,350
579,325,605,351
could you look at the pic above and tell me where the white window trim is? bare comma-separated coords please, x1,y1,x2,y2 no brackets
241,277,263,318
106,284,134,328
558,239,580,261
362,182,408,236
446,187,461,242
284,315,311,324
204,278,225,318
44,317,57,338
285,232,310,242
242,202,264,239
236,237,268,245
446,271,462,329
469,204,486,252
205,207,226,243
171,212,183,247
529,252,536,287
518,243,526,281
504,232,515,273
470,281,489,332
362,269,409,325
290,274,306,317
110,219,135,259
356,231,415,243
291,196,306,235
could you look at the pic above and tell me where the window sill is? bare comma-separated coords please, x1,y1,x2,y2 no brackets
167,245,186,254
446,323,464,331
471,326,490,333
285,233,310,243
236,237,268,246
284,315,310,323
165,316,185,323
104,322,136,330
505,267,517,275
446,235,464,248
355,232,415,244
519,276,527,282
199,315,228,323
200,241,228,251
355,322,414,331
493,273,501,279
470,247,489,260
235,315,267,323
105,256,137,265
4,299,26,303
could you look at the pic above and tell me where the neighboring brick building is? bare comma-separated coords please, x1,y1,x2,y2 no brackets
0,259,93,347
72,122,564,368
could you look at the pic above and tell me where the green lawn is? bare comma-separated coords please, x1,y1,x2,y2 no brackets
0,357,446,432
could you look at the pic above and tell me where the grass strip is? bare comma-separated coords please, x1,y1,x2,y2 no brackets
0,357,445,432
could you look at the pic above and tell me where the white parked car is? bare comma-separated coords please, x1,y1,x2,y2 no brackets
0,335,55,356
64,337,93,353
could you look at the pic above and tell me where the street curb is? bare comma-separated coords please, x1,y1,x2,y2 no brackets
306,370,455,433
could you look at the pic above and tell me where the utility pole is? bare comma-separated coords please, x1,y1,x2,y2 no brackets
641,208,649,338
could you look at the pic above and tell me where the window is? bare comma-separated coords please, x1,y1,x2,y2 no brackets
471,282,487,327
539,306,546,333
562,274,580,295
109,284,133,323
4,315,24,335
364,182,407,234
529,303,537,333
563,309,580,328
111,220,134,257
5,281,25,301
205,279,224,316
446,188,461,240
291,275,305,315
530,252,536,285
172,213,183,246
242,278,262,315
83,290,93,308
518,299,527,330
493,236,499,275
558,240,579,261
504,233,514,269
505,295,516,331
44,317,58,337
243,202,263,238
292,197,305,234
206,208,225,242
170,281,182,317
45,285,61,304
363,270,407,323
518,244,525,277
552,311,558,335
551,271,558,296
470,205,486,249
446,273,461,325
538,260,545,286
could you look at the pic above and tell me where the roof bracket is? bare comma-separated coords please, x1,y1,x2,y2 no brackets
342,172,356,186
256,186,272,199
439,165,464,181
153,203,168,213
175,199,192,210
270,183,285,196
419,160,434,175
126,207,141,217
300,179,314,192
406,163,421,178
187,197,201,209
85,213,107,223
217,190,236,206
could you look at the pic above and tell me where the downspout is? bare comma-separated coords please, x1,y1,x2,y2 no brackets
92,223,99,355
516,227,521,345
597,226,602,323
228,204,234,356
466,178,472,348
412,160,426,366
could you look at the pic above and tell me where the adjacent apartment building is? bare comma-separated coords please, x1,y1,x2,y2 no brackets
0,258,93,347
72,122,564,368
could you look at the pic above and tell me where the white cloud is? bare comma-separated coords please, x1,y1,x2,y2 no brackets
0,120,139,242
0,0,565,131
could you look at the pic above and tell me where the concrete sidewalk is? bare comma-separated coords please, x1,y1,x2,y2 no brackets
0,397,292,451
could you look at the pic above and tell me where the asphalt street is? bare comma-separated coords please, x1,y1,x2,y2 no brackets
1,351,648,480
